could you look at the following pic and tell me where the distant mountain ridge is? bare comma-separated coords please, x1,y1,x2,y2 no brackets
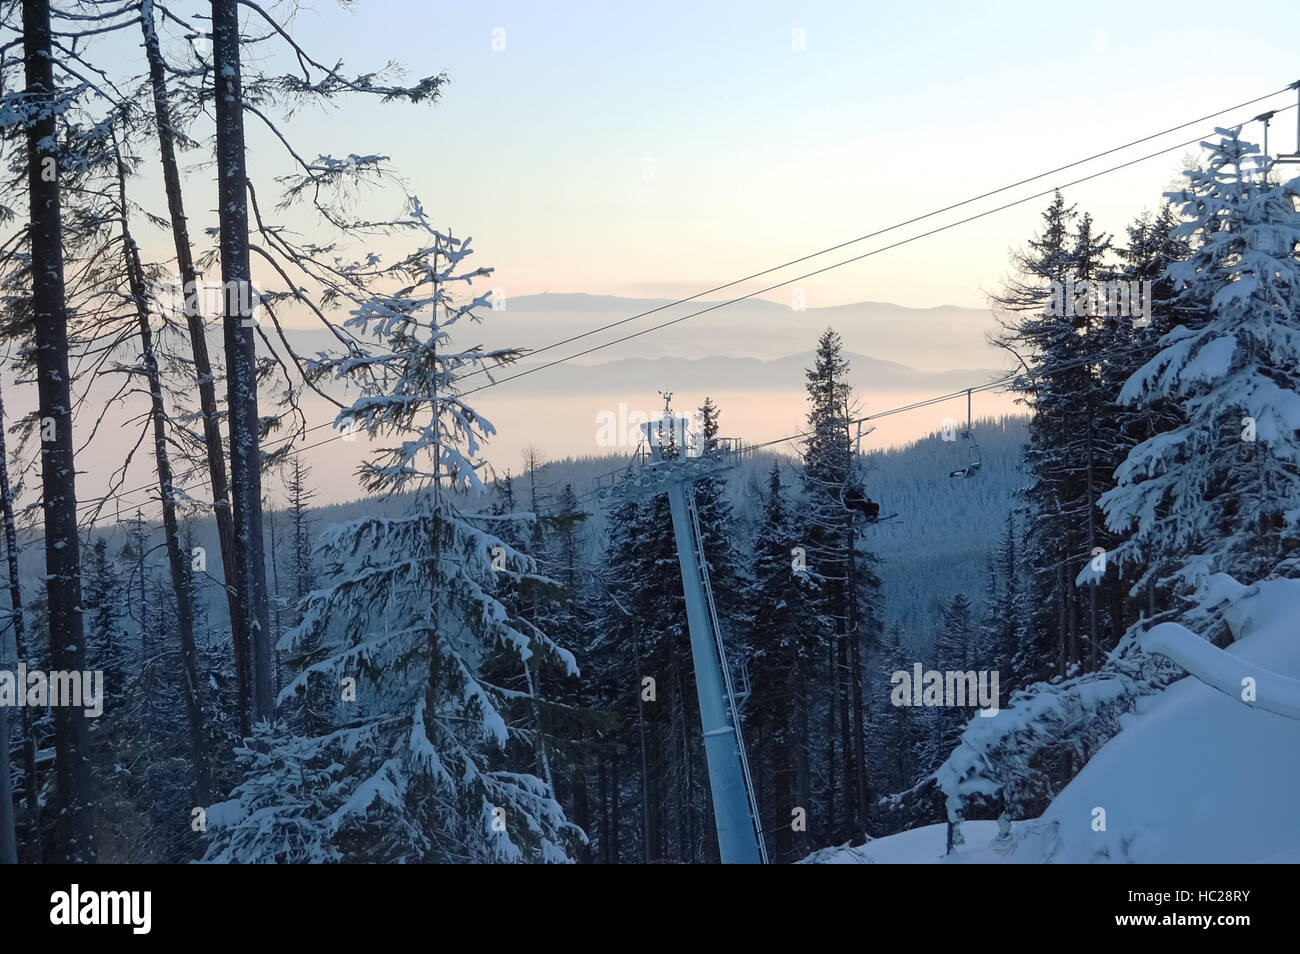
271,291,1007,376
493,350,1004,394
472,292,1005,372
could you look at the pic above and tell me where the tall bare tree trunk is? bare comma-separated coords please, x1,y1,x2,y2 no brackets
267,504,283,699
850,632,867,840
1067,572,1081,669
1056,566,1067,677
212,0,274,723
0,686,14,863
837,634,853,836
24,0,96,862
793,665,810,846
610,752,621,861
1086,417,1100,672
633,624,654,862
824,641,836,839
115,149,212,805
0,380,40,860
141,0,251,734
846,506,867,841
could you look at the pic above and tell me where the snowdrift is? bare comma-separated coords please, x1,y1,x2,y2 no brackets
808,577,1300,863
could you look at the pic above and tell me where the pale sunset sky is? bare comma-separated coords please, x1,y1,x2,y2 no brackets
244,0,1300,312
99,0,1300,319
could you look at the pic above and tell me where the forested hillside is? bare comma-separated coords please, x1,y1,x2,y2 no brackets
1,0,1297,877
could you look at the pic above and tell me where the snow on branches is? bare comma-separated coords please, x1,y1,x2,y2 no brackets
203,208,581,863
1101,128,1300,592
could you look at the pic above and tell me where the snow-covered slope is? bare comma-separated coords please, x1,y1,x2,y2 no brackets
808,577,1300,863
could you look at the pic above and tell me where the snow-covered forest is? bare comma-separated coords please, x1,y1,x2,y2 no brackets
0,0,1298,874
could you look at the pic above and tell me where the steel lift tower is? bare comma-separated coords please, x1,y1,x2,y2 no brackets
597,411,767,864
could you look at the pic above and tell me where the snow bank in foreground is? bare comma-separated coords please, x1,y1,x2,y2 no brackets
810,577,1300,863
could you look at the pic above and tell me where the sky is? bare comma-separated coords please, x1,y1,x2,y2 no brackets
233,0,1300,312
44,0,1300,503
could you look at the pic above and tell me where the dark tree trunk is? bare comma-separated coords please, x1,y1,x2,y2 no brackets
212,0,274,723
141,0,250,736
0,380,40,859
837,635,854,837
0,693,14,863
571,750,590,863
634,627,654,862
1056,566,1067,677
824,641,837,840
23,0,96,862
609,753,621,862
267,508,283,700
793,665,810,847
850,632,868,840
1067,570,1080,669
595,754,608,864
1086,418,1100,672
115,151,212,805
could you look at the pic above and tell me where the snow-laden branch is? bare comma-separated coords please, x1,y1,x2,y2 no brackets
1143,622,1300,720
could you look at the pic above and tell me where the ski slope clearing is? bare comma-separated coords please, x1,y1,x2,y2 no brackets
808,578,1300,864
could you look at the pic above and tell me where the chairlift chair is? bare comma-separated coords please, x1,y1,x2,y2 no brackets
840,420,884,522
949,389,982,480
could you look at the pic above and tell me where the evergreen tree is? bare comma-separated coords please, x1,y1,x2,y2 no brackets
865,621,914,800
799,328,880,843
988,511,1026,697
993,193,1117,679
975,553,1000,668
693,397,744,647
744,462,821,861
933,593,975,759
936,593,974,672
1101,129,1300,593
278,460,332,735
83,537,125,713
586,494,653,863
534,482,598,861
205,221,581,863
1100,204,1192,623
286,458,317,616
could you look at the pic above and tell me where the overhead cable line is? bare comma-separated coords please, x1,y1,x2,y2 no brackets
466,101,1297,398
75,93,1297,517
454,83,1298,384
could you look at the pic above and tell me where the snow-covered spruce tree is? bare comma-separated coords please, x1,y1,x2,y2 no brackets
276,459,334,737
940,140,1300,831
976,512,1024,701
743,461,821,862
992,194,1078,682
693,397,745,649
203,217,581,863
993,193,1121,678
1068,212,1123,673
864,622,914,800
610,402,715,863
525,481,597,861
83,537,126,715
932,593,975,758
479,471,570,813
799,328,880,843
1100,129,1300,595
1098,205,1192,618
585,492,651,862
